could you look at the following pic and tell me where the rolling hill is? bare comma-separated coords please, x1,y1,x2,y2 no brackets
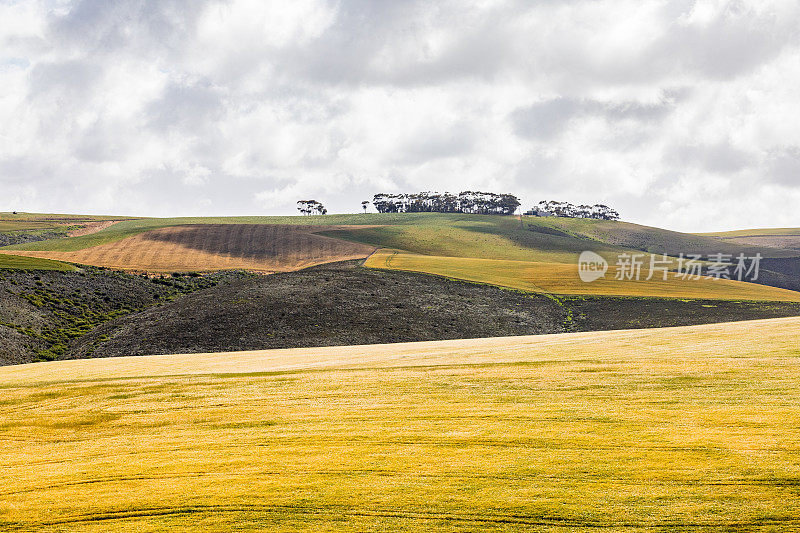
701,227,800,253
364,249,800,301
2,212,798,300
2,212,800,364
1,224,376,273
2,317,800,530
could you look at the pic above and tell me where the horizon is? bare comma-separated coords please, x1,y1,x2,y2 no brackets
0,207,793,235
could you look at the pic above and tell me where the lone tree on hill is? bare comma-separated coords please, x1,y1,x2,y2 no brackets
361,200,369,213
297,200,327,216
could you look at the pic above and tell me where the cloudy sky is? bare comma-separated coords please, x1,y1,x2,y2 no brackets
1,0,799,231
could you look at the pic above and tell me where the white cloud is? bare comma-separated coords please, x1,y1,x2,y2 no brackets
0,0,799,230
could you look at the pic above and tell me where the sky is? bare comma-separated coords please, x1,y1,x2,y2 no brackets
1,0,799,232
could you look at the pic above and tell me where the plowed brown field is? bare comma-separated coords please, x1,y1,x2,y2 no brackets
0,224,376,272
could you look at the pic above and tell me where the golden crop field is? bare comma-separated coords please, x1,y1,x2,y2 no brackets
0,224,376,273
2,317,800,531
364,249,800,302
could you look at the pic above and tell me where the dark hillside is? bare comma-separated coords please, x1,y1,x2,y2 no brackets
70,262,569,358
70,262,800,359
0,269,252,365
3,261,800,365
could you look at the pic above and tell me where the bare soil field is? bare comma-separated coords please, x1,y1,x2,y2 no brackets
0,224,376,272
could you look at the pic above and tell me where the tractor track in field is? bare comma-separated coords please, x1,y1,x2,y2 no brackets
10,503,800,530
3,468,800,500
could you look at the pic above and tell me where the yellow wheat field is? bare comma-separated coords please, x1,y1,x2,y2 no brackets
2,317,800,531
364,249,800,302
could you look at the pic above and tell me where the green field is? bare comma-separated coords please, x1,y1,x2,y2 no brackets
0,213,123,233
699,227,800,237
0,253,76,271
0,212,121,221
0,214,429,252
1,317,800,530
3,212,785,261
534,217,790,256
698,227,800,253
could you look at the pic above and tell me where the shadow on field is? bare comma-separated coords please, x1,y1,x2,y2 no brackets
141,224,369,261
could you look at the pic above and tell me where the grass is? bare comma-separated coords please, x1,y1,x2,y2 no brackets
1,317,800,530
699,227,800,237
0,253,76,271
4,212,797,299
323,218,627,263
532,217,791,257
0,221,66,232
0,212,121,221
4,212,789,259
0,213,126,232
0,213,637,261
1,214,444,252
698,227,800,253
364,249,800,302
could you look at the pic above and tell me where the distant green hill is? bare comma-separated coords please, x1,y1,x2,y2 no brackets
699,227,800,253
2,212,798,299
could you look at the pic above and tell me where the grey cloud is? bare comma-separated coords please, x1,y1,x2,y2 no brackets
532,1,799,88
665,141,753,174
511,96,675,141
0,156,54,186
72,117,135,163
273,0,524,87
651,2,798,81
48,0,203,59
145,80,224,133
395,123,478,164
511,151,564,193
766,147,800,186
511,98,581,141
27,59,102,102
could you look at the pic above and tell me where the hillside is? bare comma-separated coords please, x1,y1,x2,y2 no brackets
2,212,799,300
364,250,800,301
701,227,800,253
2,213,800,367
6,261,800,365
1,225,376,273
65,261,800,360
2,317,800,530
0,268,253,365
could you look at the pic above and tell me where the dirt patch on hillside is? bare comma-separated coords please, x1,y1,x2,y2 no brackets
2,224,376,273
67,220,120,237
